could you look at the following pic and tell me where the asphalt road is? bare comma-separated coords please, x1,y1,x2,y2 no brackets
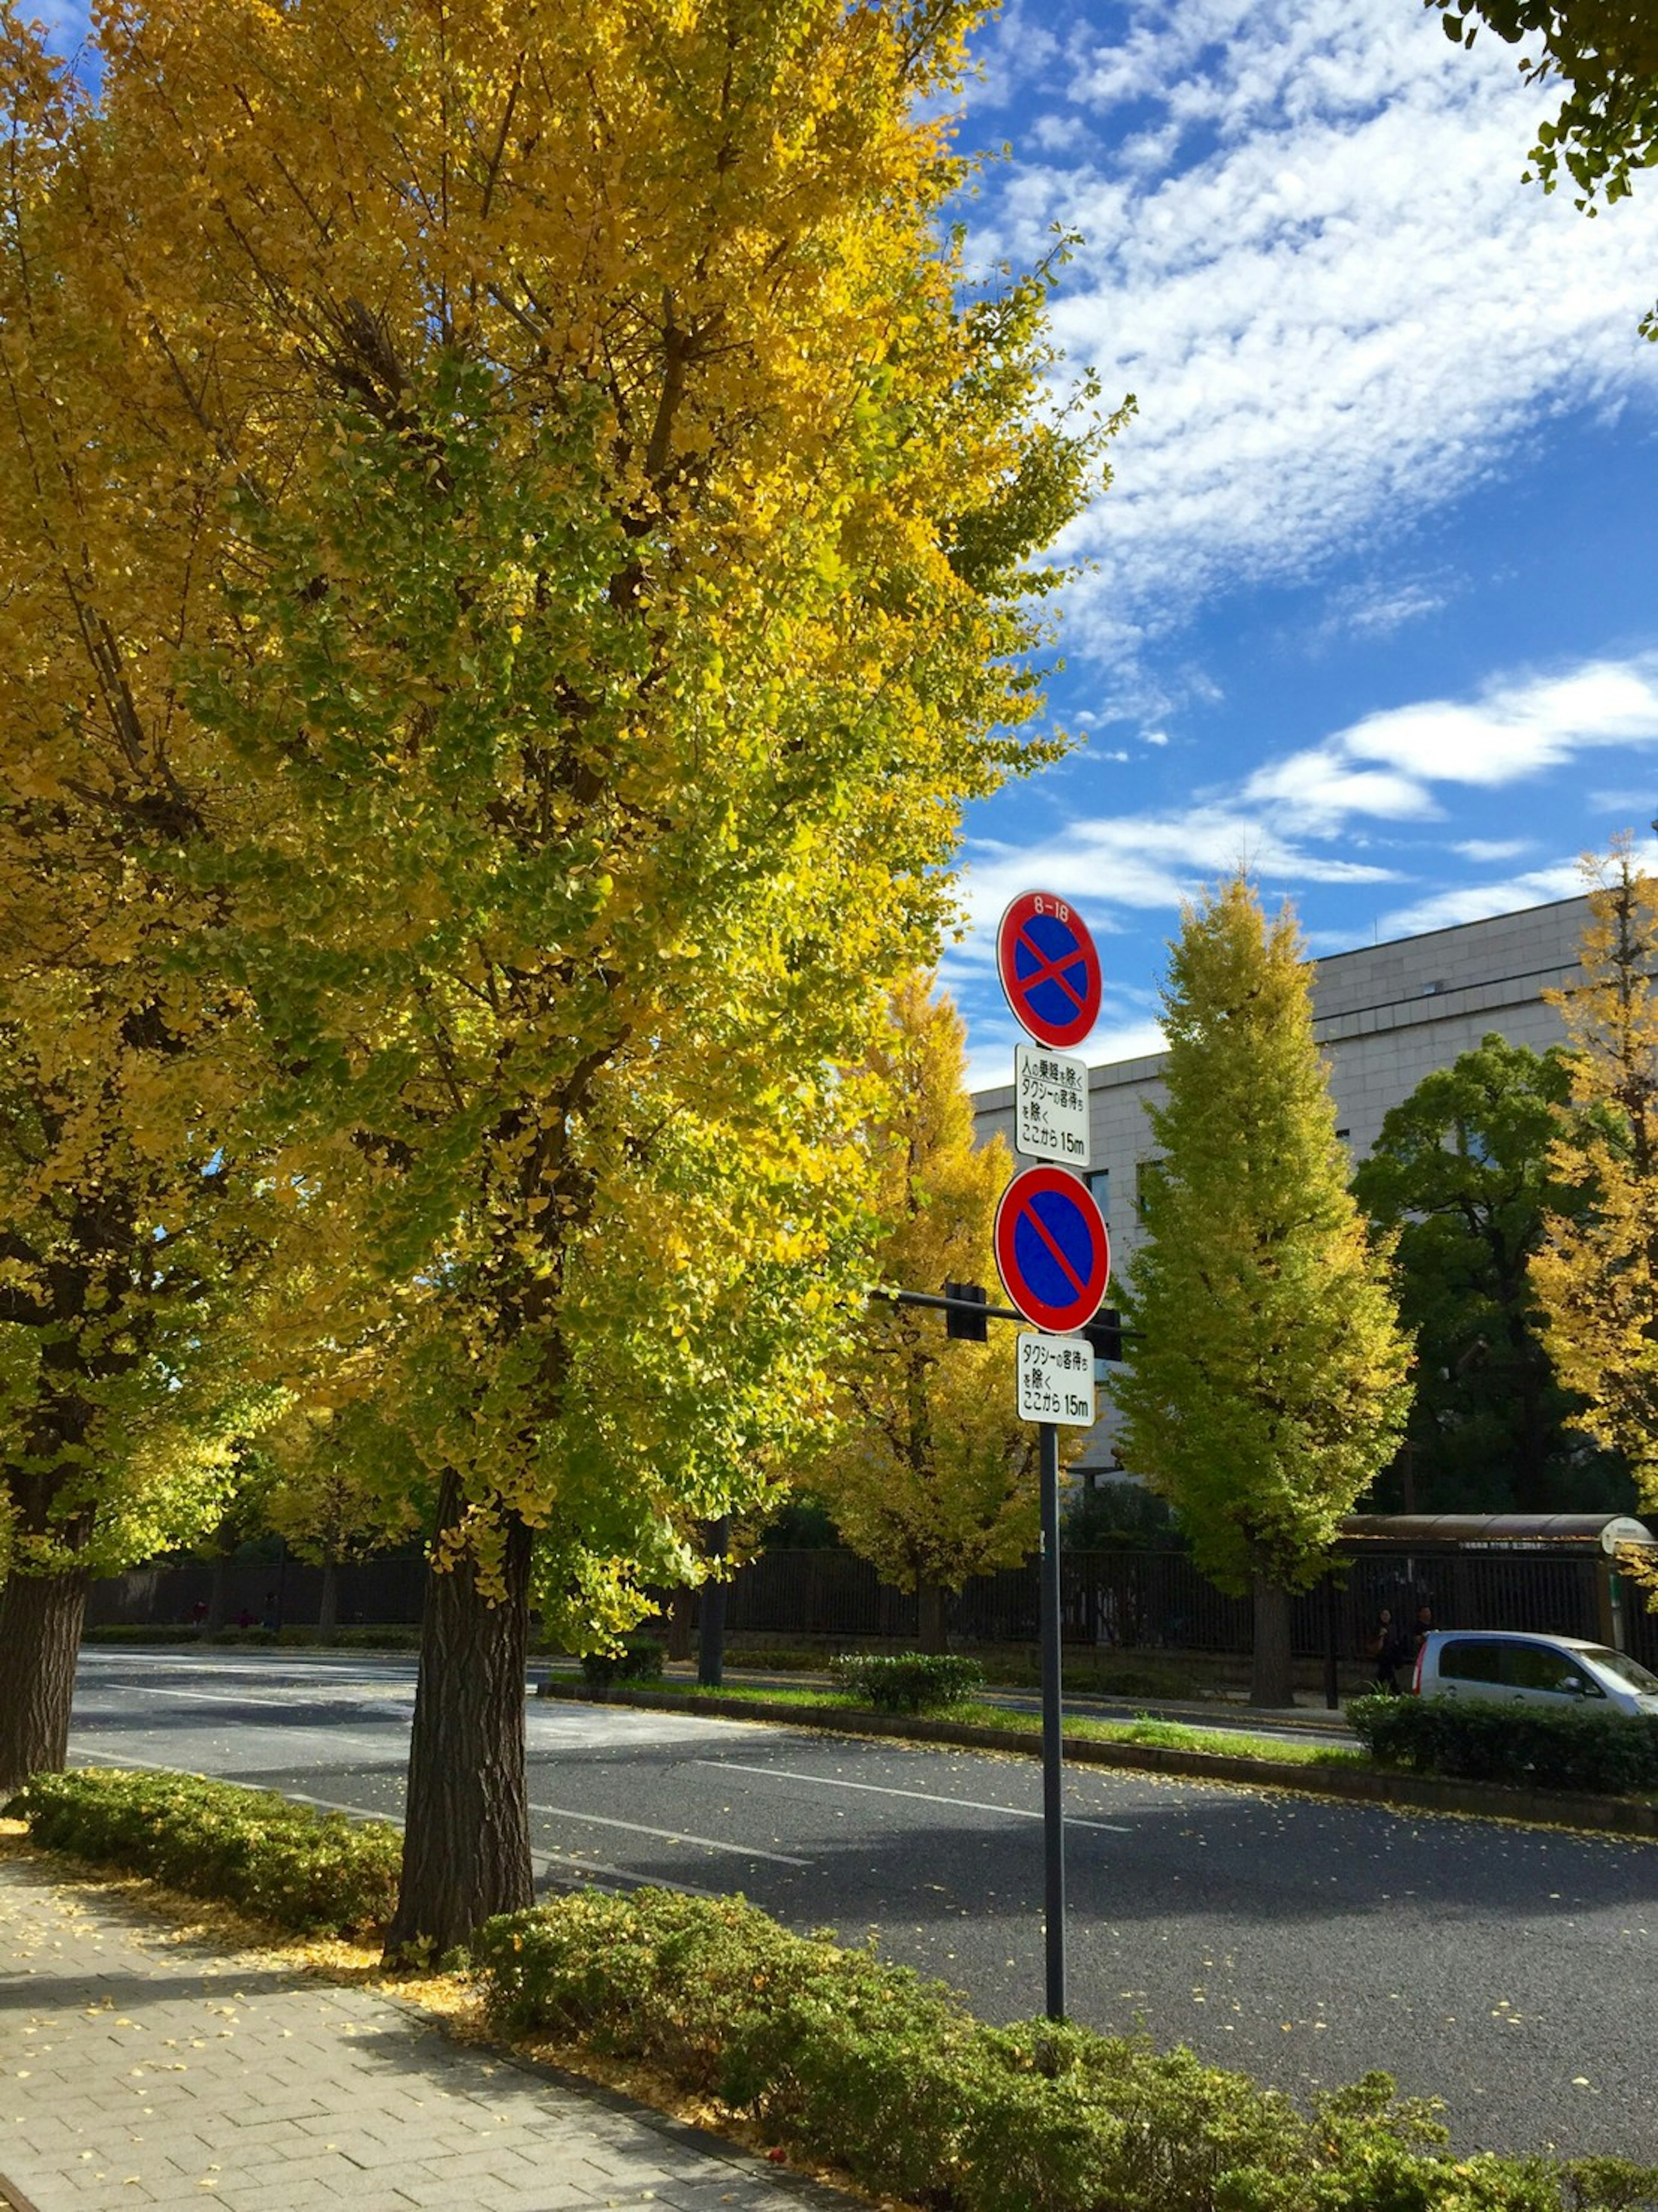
67,1646,1658,2166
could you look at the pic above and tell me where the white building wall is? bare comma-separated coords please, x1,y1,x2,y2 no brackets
971,894,1589,1476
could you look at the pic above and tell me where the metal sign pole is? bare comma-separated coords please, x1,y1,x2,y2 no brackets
1039,1417,1066,2021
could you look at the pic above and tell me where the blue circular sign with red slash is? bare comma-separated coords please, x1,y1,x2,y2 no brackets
994,1166,1110,1335
997,891,1101,1049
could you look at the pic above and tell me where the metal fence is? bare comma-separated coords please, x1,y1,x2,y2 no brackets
85,1542,1658,1667
85,1556,428,1632
721,1547,1656,1664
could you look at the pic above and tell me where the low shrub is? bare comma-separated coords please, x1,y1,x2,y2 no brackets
829,1650,984,1712
579,1638,665,1690
475,1888,1656,2212
6,1768,401,1934
1348,1695,1658,1797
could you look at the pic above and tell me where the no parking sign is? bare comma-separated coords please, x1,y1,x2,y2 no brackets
994,1165,1110,1336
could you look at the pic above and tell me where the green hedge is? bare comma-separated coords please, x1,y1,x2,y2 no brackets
579,1639,665,1689
828,1650,984,1711
1348,1695,1658,1797
6,1768,401,1935
474,1888,1657,2212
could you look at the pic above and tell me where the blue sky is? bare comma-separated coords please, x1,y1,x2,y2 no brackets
941,0,1658,1088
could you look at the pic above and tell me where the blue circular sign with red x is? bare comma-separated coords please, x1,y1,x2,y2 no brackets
996,891,1102,1050
994,1166,1110,1335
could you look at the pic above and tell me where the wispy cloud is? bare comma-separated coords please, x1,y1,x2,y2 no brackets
1250,659,1658,837
955,653,1658,951
1376,865,1588,938
970,0,1658,657
1454,837,1533,862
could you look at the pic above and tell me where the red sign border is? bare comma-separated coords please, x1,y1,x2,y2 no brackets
996,891,1102,1050
994,1165,1110,1335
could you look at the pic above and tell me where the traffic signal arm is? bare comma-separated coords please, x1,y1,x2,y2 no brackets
877,1287,1130,1360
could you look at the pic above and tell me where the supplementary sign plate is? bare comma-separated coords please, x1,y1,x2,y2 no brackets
1014,1044,1090,1167
994,1164,1110,1335
1017,1334,1096,1427
997,892,1102,1050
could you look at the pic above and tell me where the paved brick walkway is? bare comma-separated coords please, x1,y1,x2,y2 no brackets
0,1856,840,2212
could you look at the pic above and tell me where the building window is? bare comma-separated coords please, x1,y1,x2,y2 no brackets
1087,1168,1109,1217
1134,1158,1165,1220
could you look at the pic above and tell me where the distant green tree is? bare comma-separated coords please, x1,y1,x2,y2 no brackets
1353,1034,1630,1514
1061,1478,1184,1553
1109,876,1413,1706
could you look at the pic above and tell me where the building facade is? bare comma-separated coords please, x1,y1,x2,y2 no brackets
971,894,1592,1479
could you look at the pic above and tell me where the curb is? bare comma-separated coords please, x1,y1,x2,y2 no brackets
536,1680,1658,1842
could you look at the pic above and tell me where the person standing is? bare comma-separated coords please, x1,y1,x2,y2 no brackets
1368,1607,1412,1693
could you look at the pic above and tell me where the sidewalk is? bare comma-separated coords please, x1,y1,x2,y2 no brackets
0,1856,843,2212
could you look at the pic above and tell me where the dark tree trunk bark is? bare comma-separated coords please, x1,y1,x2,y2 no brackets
666,1586,693,1662
916,1578,948,1655
318,1560,340,1640
384,1473,535,1962
206,1553,229,1634
1250,1572,1295,1708
696,1517,730,1688
0,1566,89,1801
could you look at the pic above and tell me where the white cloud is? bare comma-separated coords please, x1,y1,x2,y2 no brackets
1454,837,1533,862
971,0,1658,653
1323,577,1449,640
954,653,1658,963
1378,863,1590,937
1240,656,1658,834
958,804,1400,941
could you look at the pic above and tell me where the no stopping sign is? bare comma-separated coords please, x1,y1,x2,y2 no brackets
996,892,1102,1050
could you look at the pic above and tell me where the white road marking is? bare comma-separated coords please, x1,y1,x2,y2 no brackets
66,1759,723,1902
694,1759,1131,1833
88,1681,409,1716
526,1801,811,1866
534,1850,726,1901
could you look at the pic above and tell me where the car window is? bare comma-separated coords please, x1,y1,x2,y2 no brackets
1438,1638,1502,1683
1500,1644,1603,1697
1579,1646,1658,1694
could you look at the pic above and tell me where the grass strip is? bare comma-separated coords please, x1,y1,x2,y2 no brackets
560,1674,1352,1768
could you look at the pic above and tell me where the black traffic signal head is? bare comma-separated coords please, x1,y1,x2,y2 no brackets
1082,1308,1124,1361
943,1279,989,1342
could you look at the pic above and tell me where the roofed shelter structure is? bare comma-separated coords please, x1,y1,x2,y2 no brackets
1338,1513,1658,1655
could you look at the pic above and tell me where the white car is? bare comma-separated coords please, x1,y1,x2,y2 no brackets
1412,1629,1658,1718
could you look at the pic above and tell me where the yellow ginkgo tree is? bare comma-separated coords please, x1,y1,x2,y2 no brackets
1532,840,1658,1597
0,0,1123,1950
806,977,1064,1651
0,12,286,1800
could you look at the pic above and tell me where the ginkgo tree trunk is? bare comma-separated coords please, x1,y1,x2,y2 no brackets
2,0,1121,1951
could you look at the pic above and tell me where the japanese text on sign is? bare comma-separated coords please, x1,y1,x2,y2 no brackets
1016,1334,1095,1428
1014,1043,1090,1167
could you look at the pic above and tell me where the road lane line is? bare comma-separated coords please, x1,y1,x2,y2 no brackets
693,1759,1130,1833
533,1850,727,1900
526,1801,811,1866
67,1759,726,1902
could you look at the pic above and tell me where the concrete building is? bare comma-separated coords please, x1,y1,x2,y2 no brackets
972,894,1592,1479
